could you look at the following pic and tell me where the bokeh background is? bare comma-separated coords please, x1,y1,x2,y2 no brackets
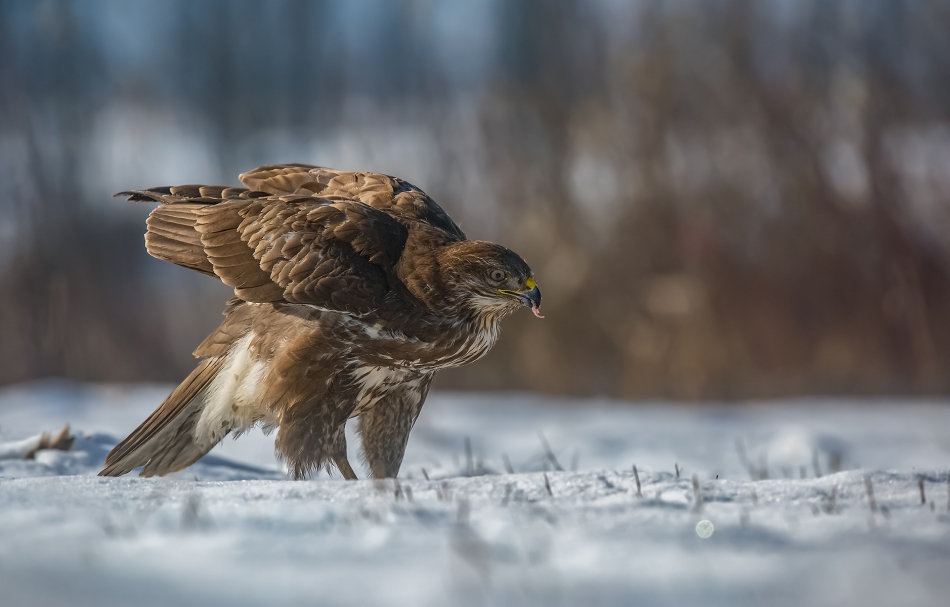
3,0,950,400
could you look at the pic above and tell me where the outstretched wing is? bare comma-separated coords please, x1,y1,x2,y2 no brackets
238,164,466,240
122,185,410,315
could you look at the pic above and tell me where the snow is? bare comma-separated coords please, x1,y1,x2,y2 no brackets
1,381,949,606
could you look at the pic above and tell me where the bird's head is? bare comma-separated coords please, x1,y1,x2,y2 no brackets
438,241,543,319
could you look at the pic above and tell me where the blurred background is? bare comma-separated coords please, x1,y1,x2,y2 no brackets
2,0,950,400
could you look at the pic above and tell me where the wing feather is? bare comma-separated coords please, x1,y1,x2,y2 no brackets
239,164,466,240
119,163,458,315
120,186,411,313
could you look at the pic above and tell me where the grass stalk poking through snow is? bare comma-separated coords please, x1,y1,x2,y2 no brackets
864,476,878,513
538,433,563,472
501,483,513,506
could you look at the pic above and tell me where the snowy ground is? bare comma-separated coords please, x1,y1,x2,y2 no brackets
1,382,949,607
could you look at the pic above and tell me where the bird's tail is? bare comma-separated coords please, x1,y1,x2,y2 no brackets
99,357,227,477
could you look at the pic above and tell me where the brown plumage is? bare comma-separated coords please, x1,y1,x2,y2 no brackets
99,164,542,480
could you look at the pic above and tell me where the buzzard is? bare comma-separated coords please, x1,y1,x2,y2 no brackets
99,165,542,480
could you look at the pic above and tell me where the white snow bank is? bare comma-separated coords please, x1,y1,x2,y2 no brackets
1,381,949,607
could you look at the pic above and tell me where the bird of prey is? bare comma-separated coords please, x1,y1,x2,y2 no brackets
99,164,542,480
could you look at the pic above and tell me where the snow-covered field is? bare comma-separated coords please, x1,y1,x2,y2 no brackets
1,382,949,607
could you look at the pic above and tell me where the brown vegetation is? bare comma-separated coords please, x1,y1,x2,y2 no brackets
1,1,950,399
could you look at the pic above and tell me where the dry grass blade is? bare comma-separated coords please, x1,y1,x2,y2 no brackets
457,498,470,524
823,485,838,514
633,465,642,497
740,509,750,527
180,492,215,532
864,476,878,513
543,473,553,496
538,433,563,471
501,483,513,506
736,438,758,480
464,437,474,476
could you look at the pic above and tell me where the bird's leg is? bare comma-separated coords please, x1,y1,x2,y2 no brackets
358,382,428,479
359,407,408,478
328,423,358,480
333,455,359,480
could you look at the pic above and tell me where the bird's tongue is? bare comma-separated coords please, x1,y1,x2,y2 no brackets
531,303,544,319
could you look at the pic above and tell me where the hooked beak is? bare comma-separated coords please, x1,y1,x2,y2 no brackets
500,277,544,318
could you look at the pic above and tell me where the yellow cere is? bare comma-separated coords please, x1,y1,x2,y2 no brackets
525,277,536,290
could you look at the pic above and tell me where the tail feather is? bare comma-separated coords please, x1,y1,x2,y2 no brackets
145,204,216,276
99,357,226,477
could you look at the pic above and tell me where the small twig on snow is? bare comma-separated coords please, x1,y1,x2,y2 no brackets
543,473,553,496
918,476,926,505
633,465,642,497
23,424,74,459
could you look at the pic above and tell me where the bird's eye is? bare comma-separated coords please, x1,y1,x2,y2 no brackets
490,269,506,282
